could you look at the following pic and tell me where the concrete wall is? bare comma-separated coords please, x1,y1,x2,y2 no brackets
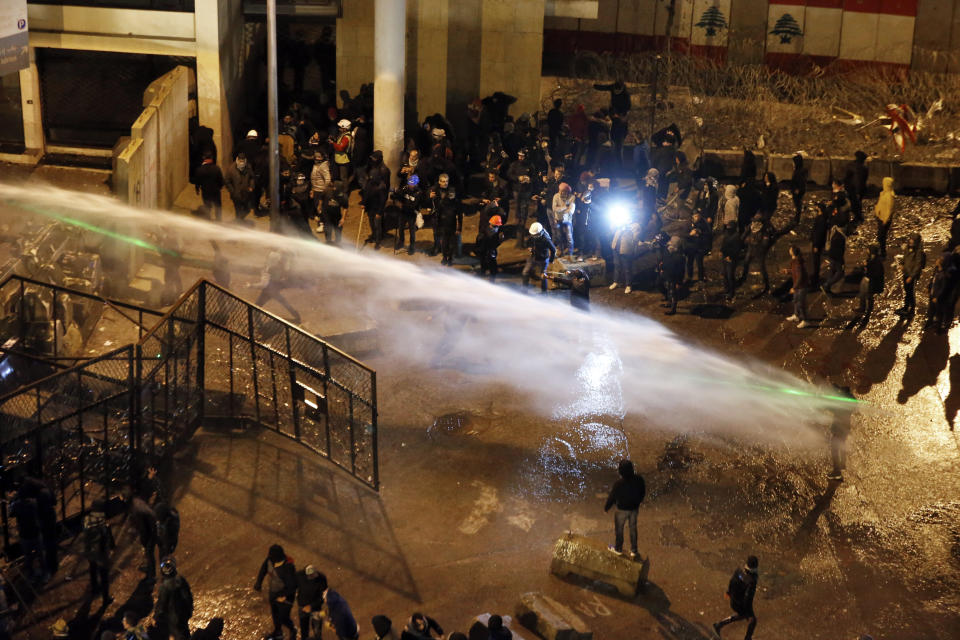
726,0,767,65
337,0,376,99
414,0,449,120
130,107,160,210
119,65,190,210
146,66,190,210
446,0,483,117
912,0,960,74
478,0,546,117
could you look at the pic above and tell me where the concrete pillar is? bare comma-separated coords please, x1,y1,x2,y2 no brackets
415,0,449,121
19,47,44,153
374,0,406,186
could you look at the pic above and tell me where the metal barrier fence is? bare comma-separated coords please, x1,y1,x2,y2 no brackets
0,277,378,554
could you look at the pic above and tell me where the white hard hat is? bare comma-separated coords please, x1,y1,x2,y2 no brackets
432,128,445,138
529,222,543,236
338,119,352,129
246,129,258,138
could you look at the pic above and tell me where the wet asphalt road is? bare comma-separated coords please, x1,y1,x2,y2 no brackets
6,167,960,640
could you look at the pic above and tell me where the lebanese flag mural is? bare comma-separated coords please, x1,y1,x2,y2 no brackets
691,0,732,63
765,0,916,74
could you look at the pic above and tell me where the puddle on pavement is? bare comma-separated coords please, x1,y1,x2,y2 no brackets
427,410,477,439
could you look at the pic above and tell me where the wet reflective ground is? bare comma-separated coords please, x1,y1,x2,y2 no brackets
8,173,960,639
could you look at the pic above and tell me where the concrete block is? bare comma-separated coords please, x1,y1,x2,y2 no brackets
866,159,897,190
516,592,592,640
550,532,648,598
896,162,951,192
700,150,743,179
766,154,795,184
806,156,832,187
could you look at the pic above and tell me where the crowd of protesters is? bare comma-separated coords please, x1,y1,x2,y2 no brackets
187,73,960,334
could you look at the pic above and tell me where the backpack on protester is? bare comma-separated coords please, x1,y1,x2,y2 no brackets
173,575,194,622
156,504,181,553
726,567,750,608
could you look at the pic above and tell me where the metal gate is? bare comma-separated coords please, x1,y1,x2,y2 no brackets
0,276,378,554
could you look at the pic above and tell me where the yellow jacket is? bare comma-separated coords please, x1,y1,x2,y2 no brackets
874,176,895,224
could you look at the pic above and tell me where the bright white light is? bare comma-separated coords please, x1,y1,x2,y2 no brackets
608,202,631,227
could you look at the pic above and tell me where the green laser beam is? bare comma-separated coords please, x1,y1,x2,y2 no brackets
8,200,180,257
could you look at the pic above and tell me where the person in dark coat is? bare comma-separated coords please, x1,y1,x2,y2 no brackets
843,150,869,224
155,502,180,559
127,489,158,578
740,215,796,294
603,460,646,558
486,615,512,640
81,499,115,604
402,613,444,640
360,166,390,250
847,245,885,330
477,215,504,282
22,476,58,574
547,99,564,154
736,178,761,232
897,233,925,318
321,586,358,640
193,152,224,221
925,254,952,333
592,80,631,116
224,153,256,223
821,224,847,296
713,556,759,640
828,180,852,231
809,203,829,288
759,172,779,221
506,150,535,233
662,241,686,315
432,173,463,266
522,222,556,292
296,566,327,640
720,222,744,302
254,544,298,640
790,153,807,223
320,183,349,245
685,212,710,282
155,557,193,640
392,175,424,255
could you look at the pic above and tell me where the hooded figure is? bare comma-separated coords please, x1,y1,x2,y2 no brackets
760,171,779,219
844,150,869,223
373,615,398,640
873,176,895,256
603,460,646,557
254,544,297,640
640,169,659,227
790,153,808,221
402,613,444,640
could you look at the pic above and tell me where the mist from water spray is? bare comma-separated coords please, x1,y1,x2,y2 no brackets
1,182,852,447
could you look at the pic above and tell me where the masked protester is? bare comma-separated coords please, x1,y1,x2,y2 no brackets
392,175,424,255
896,233,925,318
713,556,759,640
320,183,348,245
254,544,298,640
477,215,504,282
154,557,193,640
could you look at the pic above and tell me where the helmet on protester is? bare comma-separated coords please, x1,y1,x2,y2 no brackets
432,128,445,139
529,222,543,236
246,130,258,138
338,119,352,129
407,175,420,187
160,556,177,576
488,215,503,227
295,172,307,185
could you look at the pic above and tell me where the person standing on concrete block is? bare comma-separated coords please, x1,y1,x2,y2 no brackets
712,555,759,640
603,460,646,559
